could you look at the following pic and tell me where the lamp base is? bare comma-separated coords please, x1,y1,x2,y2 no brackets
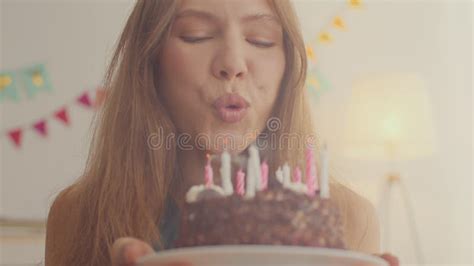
379,174,424,264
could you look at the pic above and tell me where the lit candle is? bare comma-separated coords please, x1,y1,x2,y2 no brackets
260,160,269,190
293,166,302,183
282,162,291,188
320,143,330,198
204,153,213,187
220,150,233,195
236,168,246,196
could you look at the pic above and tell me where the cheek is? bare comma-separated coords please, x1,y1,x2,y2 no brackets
250,49,285,111
252,48,285,89
158,41,211,130
160,41,207,88
159,38,215,104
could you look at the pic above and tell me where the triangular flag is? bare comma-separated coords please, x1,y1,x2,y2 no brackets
0,72,20,102
314,69,331,93
54,107,70,126
8,128,22,148
333,17,345,30
20,64,53,98
306,45,316,62
33,119,48,137
307,75,319,88
306,68,331,102
349,0,362,8
77,92,92,107
319,32,332,43
94,87,107,108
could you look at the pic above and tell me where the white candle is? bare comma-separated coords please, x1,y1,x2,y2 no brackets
320,143,330,198
220,151,233,195
249,145,262,191
282,162,291,188
276,167,283,184
246,151,256,198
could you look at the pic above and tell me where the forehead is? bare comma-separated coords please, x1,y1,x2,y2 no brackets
175,0,280,25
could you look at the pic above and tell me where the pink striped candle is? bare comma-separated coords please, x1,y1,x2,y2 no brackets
293,166,302,183
312,159,319,192
236,168,246,196
204,153,213,187
305,146,319,196
260,160,269,190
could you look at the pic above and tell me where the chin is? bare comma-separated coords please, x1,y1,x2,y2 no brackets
195,130,255,155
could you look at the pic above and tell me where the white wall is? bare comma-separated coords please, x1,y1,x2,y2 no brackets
1,1,135,264
294,0,472,265
0,0,472,265
1,0,135,219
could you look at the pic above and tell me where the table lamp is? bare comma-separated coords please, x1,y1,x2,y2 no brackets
341,72,437,264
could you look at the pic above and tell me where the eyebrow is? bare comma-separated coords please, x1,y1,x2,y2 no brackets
175,9,281,25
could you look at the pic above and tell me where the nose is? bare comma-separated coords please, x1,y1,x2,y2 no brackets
211,37,248,81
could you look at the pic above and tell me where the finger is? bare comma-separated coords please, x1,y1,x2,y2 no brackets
156,263,192,266
139,259,193,266
379,253,399,266
111,237,134,266
111,237,154,266
123,240,154,264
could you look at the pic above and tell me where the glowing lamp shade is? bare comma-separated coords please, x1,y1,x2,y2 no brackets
342,73,437,161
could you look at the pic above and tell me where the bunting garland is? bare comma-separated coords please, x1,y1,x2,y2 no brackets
54,107,70,126
32,120,48,137
0,71,20,102
2,87,106,149
95,87,107,108
306,67,332,102
8,129,22,148
305,0,364,99
21,64,53,98
77,92,93,108
0,63,53,102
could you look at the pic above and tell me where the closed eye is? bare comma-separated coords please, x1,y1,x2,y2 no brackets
179,36,274,48
180,36,213,43
247,39,275,48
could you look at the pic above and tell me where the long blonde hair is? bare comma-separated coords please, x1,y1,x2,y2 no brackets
53,0,320,264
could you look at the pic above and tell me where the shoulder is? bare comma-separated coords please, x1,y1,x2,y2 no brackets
330,182,381,254
45,184,82,265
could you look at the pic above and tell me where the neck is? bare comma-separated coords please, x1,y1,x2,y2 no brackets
176,148,207,192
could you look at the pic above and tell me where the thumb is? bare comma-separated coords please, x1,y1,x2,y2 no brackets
111,237,154,266
375,253,399,266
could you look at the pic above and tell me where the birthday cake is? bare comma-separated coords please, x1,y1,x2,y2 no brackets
174,145,346,249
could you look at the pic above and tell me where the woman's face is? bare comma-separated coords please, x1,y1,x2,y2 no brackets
158,0,285,154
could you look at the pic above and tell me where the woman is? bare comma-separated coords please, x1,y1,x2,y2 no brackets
45,0,399,265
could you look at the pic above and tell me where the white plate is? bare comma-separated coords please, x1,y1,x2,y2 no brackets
138,245,388,266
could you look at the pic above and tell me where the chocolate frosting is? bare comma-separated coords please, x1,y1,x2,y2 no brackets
175,186,346,249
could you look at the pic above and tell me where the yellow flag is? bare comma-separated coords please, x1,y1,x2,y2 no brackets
308,76,319,87
0,75,12,91
333,17,345,29
319,32,332,43
306,45,316,61
32,71,45,87
349,0,362,8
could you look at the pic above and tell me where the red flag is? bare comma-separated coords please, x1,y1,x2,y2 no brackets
8,128,22,148
77,92,92,107
33,119,48,137
54,107,70,126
